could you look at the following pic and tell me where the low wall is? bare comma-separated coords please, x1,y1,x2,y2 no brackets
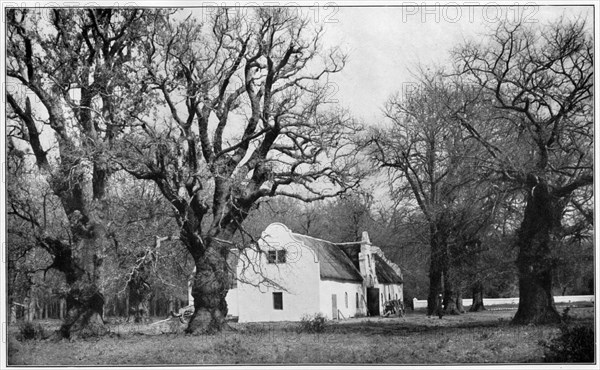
412,295,595,309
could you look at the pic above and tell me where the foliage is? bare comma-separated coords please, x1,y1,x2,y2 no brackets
542,325,594,363
17,322,36,341
298,313,327,333
16,322,46,341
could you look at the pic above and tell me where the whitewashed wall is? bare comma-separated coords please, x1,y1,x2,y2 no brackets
377,283,404,314
225,288,238,317
319,280,365,319
236,223,321,322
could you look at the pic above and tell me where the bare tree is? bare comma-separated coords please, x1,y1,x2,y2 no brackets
117,8,363,333
367,70,491,316
6,8,155,337
454,19,593,324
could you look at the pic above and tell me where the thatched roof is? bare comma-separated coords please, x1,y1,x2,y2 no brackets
373,253,403,284
291,234,363,282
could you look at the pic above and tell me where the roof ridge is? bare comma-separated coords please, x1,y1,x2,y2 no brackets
290,231,363,246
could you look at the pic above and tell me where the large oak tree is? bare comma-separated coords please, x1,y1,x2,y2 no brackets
454,19,593,324
6,8,156,337
116,8,363,333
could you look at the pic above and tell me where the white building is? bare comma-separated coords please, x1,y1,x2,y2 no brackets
189,222,404,322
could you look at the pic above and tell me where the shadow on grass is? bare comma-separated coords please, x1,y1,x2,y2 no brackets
324,313,593,337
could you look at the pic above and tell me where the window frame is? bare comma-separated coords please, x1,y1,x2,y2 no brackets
267,250,286,264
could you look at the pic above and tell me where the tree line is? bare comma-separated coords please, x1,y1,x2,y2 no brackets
6,8,593,337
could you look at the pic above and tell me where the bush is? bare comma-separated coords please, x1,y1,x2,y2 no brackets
561,306,572,324
18,322,36,340
17,321,45,341
542,325,594,362
298,313,327,333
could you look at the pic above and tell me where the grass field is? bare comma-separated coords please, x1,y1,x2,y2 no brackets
7,305,595,365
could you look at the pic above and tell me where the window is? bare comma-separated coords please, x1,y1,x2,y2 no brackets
388,293,391,301
395,293,398,300
345,292,348,308
381,293,384,303
273,292,283,310
267,250,286,264
277,250,286,263
356,293,359,308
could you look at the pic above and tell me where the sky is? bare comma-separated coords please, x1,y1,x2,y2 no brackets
319,5,594,123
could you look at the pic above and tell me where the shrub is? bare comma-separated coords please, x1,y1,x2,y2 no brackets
34,324,46,340
18,321,36,340
542,325,594,362
17,321,46,340
298,313,327,333
561,306,572,324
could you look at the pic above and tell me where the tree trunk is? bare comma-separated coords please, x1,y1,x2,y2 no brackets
59,298,66,320
168,295,174,314
441,236,461,315
128,275,152,323
427,262,443,316
443,286,461,315
25,297,34,321
42,237,108,338
186,243,230,334
60,281,107,338
428,227,450,316
513,178,561,325
125,292,131,319
10,303,17,323
469,281,486,312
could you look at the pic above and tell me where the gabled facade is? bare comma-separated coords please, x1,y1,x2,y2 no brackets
189,222,404,322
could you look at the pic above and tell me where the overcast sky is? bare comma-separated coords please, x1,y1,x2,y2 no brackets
319,5,593,123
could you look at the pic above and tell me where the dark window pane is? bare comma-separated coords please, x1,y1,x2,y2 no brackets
267,250,277,264
277,250,286,263
273,292,283,310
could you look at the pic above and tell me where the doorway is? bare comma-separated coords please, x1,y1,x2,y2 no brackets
367,287,380,316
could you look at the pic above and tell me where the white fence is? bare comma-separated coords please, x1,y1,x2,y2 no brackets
412,295,595,309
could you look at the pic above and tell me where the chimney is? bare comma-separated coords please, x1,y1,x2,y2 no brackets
361,231,371,254
359,231,374,286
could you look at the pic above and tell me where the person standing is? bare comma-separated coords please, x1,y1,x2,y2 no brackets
436,293,444,319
